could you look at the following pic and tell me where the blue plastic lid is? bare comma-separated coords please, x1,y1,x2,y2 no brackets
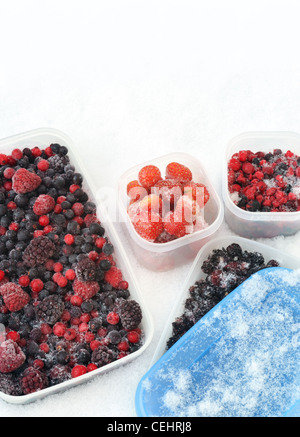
135,267,300,417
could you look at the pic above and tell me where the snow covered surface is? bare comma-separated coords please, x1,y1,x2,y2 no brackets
1,0,300,417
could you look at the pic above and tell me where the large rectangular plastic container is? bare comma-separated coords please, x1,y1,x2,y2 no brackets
149,235,300,367
118,152,224,271
222,131,300,238
136,265,300,417
0,128,154,404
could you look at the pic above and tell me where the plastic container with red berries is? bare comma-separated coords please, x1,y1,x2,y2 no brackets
223,131,300,238
149,235,300,367
118,153,224,271
0,128,154,404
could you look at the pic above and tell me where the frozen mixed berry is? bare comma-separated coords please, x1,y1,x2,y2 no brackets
0,143,144,396
228,148,300,212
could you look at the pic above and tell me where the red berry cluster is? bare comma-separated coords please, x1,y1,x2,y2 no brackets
228,148,300,212
126,162,210,242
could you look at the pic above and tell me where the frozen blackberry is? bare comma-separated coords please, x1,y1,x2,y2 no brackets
48,365,71,385
185,295,219,321
35,295,65,325
167,244,280,350
167,315,194,349
266,259,280,267
21,367,48,395
75,256,99,282
201,249,228,274
0,373,22,396
48,154,70,173
91,345,114,368
226,243,243,259
117,299,142,330
23,235,56,267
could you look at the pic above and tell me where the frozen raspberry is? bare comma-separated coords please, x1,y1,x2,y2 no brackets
0,282,30,312
165,162,193,183
35,295,65,325
23,235,56,267
21,367,48,394
33,194,55,215
117,299,142,330
228,158,241,171
91,345,114,368
0,340,26,373
132,210,164,242
138,165,162,190
242,162,255,174
104,266,123,288
73,278,100,300
12,168,42,194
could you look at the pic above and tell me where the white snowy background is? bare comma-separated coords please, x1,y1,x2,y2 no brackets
0,0,300,416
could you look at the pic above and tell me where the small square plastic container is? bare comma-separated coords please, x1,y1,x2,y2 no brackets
0,128,154,404
149,235,300,367
222,131,300,238
118,153,224,271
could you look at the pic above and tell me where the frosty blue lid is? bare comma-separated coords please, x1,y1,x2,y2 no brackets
135,267,300,417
